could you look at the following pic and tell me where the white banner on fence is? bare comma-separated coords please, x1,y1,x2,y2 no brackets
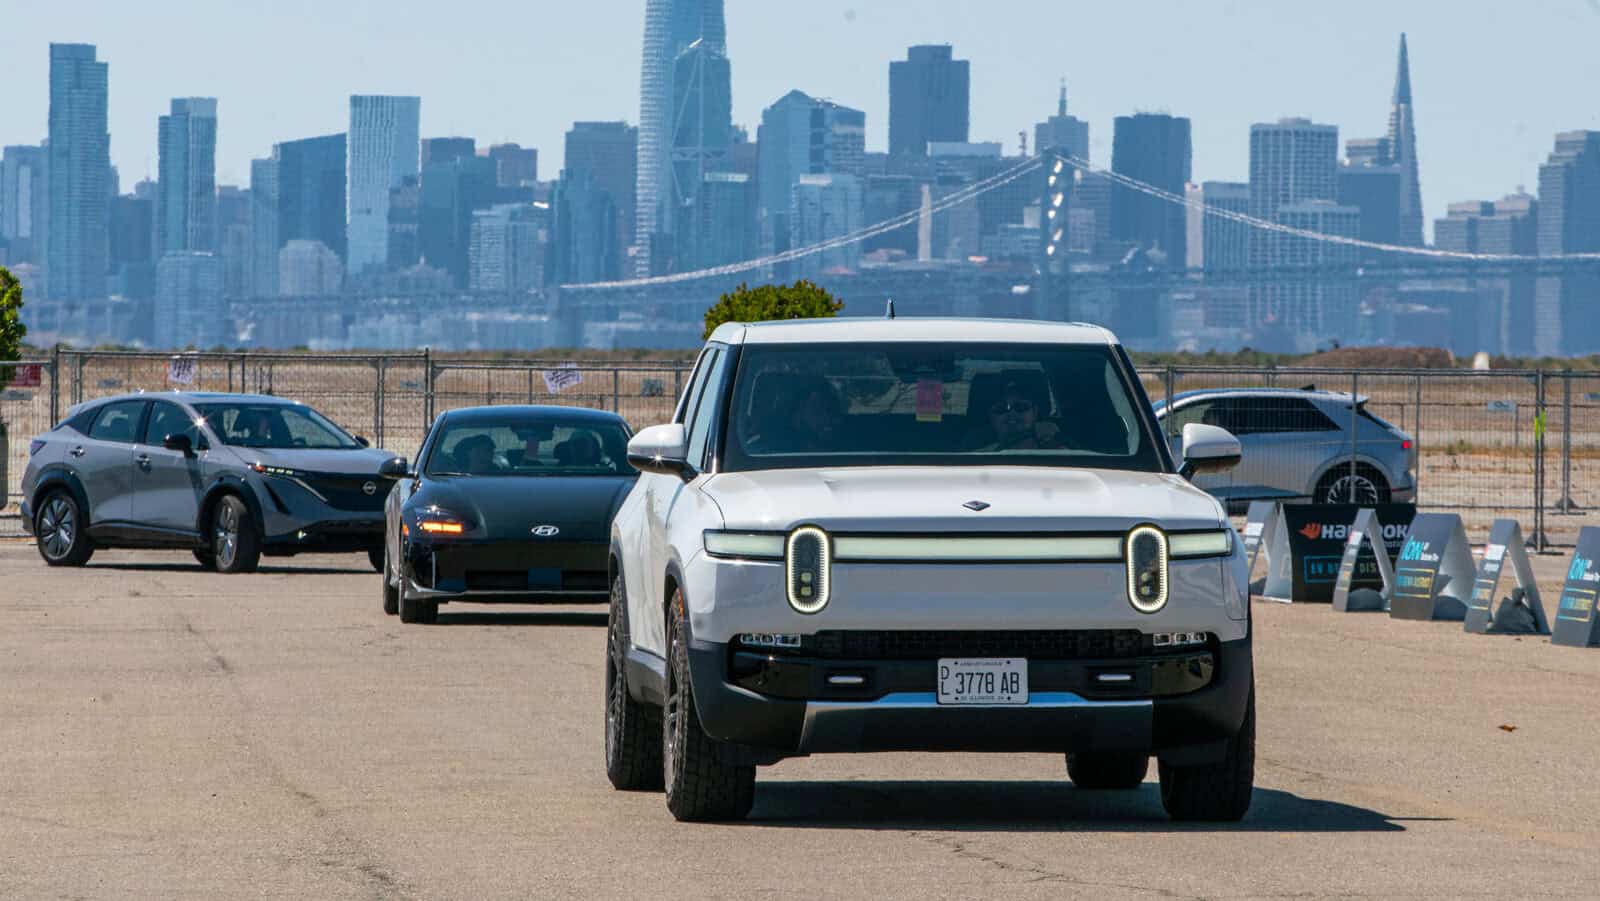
167,357,199,386
543,365,582,394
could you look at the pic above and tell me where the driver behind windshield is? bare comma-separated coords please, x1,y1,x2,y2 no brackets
969,380,1064,451
746,375,843,454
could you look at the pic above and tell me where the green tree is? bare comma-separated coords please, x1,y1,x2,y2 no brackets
702,280,844,339
0,266,25,391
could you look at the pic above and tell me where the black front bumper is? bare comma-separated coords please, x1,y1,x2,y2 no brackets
687,635,1252,763
404,538,610,604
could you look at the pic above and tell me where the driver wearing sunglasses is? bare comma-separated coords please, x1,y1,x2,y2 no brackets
971,381,1064,451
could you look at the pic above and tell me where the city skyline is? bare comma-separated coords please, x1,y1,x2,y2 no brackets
4,1,1599,233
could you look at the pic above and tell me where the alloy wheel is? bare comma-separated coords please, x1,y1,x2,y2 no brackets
215,503,240,569
1325,473,1380,505
39,497,75,560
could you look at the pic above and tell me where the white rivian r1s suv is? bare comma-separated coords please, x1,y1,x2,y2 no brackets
604,319,1252,822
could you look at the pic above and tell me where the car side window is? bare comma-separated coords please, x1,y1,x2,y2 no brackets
88,401,147,444
686,348,731,469
143,402,202,447
1164,400,1215,435
1290,399,1340,432
674,349,715,425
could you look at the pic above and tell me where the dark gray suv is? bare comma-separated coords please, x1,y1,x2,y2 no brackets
19,392,403,573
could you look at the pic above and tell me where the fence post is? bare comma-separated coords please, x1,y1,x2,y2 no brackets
1162,365,1175,440
612,368,621,413
375,355,387,447
73,353,85,405
1412,373,1423,504
423,347,435,432
1560,372,1572,514
1534,370,1546,552
49,344,61,424
1349,371,1359,503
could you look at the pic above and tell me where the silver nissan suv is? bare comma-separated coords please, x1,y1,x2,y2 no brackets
602,319,1254,823
21,392,402,572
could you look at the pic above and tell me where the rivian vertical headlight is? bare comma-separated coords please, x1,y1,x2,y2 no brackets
1126,525,1169,613
785,526,831,614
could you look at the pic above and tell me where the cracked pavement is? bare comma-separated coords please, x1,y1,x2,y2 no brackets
1,543,1597,899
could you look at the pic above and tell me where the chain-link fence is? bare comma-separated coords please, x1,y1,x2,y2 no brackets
4,350,1597,548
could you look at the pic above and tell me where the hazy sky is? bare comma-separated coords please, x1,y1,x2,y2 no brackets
4,0,1599,233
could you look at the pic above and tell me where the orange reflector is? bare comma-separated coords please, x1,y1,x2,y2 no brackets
419,521,464,535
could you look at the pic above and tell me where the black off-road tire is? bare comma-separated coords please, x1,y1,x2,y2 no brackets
211,495,262,574
397,576,438,624
1158,687,1255,822
663,590,754,822
1067,752,1150,790
605,575,663,791
193,549,217,570
367,547,385,573
34,490,95,567
381,543,400,616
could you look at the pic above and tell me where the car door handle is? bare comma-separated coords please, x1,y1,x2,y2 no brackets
70,445,86,457
136,454,152,469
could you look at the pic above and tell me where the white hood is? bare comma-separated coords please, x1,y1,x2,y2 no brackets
703,466,1225,533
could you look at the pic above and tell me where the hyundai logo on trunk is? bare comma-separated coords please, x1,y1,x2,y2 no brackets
531,525,561,537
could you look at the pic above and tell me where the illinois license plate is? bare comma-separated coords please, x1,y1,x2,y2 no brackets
937,658,1028,705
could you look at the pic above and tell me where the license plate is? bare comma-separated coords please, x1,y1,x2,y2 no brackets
937,658,1028,705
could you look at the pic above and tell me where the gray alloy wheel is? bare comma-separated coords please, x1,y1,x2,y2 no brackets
211,495,261,574
1320,469,1387,505
36,492,93,567
663,589,754,821
605,575,662,791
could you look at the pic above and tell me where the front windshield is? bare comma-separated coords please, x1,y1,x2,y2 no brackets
721,342,1163,473
195,403,360,450
425,415,633,477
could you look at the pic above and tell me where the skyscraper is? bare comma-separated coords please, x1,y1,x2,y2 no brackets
791,173,864,281
421,137,475,169
889,45,970,157
278,239,343,296
156,98,218,255
670,37,733,272
1,144,49,264
1110,113,1191,265
1534,131,1600,355
348,95,421,274
1435,193,1539,356
1248,118,1359,348
1194,181,1249,272
637,0,727,276
420,154,498,288
277,134,348,261
1337,138,1402,263
154,251,223,347
756,91,865,258
249,157,279,297
469,203,545,293
563,121,638,283
1387,34,1424,247
488,144,538,188
1034,81,1089,162
47,43,111,300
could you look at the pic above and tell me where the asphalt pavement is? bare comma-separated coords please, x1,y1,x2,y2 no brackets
1,542,1597,899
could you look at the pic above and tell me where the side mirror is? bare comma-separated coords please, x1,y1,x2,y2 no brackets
354,435,371,448
1180,423,1242,479
378,457,410,478
162,433,194,455
627,423,696,480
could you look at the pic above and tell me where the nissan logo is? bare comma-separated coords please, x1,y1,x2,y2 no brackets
362,481,378,496
531,525,561,537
